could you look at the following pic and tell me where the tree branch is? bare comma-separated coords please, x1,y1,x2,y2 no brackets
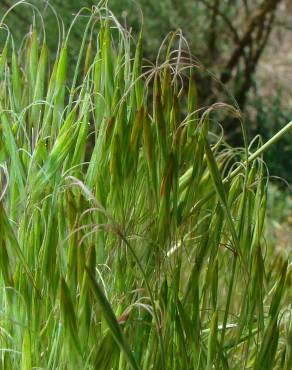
220,0,282,84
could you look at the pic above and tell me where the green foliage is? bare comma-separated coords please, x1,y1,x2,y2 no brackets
0,4,291,369
249,91,292,183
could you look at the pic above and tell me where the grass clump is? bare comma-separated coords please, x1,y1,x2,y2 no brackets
0,3,291,369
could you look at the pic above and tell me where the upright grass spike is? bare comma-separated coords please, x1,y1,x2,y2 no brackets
31,40,47,129
11,48,22,114
28,26,38,102
52,43,67,132
132,31,143,109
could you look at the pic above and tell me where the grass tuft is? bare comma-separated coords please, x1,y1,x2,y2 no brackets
0,3,291,369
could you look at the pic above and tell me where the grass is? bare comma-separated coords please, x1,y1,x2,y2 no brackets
0,3,291,369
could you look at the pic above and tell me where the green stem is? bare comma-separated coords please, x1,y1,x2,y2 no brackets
188,121,292,217
218,254,237,368
67,16,93,113
121,235,166,370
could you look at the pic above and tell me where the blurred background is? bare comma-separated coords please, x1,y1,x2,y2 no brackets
0,0,291,251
